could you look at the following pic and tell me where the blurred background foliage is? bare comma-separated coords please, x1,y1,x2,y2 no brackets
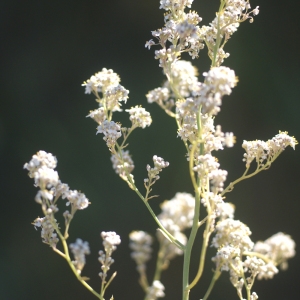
1,0,299,299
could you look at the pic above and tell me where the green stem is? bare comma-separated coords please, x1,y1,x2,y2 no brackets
143,243,167,299
182,192,201,300
212,14,221,67
102,272,117,297
221,154,280,196
245,278,251,300
47,213,101,299
100,273,106,299
144,200,184,250
154,243,166,281
59,231,101,299
182,104,204,300
115,140,184,250
202,270,221,300
139,269,149,293
221,168,249,196
120,159,184,250
120,126,135,148
188,212,212,290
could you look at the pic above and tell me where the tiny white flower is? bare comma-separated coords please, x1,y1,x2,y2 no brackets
145,39,155,49
65,190,89,210
253,232,296,270
69,238,90,273
82,68,120,94
24,151,57,178
126,106,152,129
97,120,122,148
145,280,165,300
129,231,153,273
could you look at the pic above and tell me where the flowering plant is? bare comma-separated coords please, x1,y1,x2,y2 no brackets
24,1,297,300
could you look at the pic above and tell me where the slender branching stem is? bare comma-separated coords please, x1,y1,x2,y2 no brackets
53,224,102,299
188,211,212,290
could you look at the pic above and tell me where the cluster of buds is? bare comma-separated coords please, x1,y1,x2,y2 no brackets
69,238,90,274
99,231,121,283
211,205,296,297
242,131,297,168
144,156,170,193
25,151,90,248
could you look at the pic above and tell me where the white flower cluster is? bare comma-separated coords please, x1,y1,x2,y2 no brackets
110,150,135,189
99,231,121,280
146,60,199,115
215,125,236,148
129,231,153,273
53,181,70,199
165,60,200,98
154,60,198,104
105,84,129,111
200,191,235,221
84,70,151,186
144,156,169,187
242,131,298,168
96,120,122,148
102,231,121,252
147,52,237,175
197,67,237,115
84,69,152,137
212,219,254,252
216,201,235,220
157,193,194,262
146,0,204,70
166,66,236,158
253,232,296,270
126,106,152,129
173,66,236,120
210,169,228,193
32,215,59,248
83,73,146,186
24,150,57,176
69,238,90,274
24,150,58,190
211,214,296,297
145,280,165,300
83,68,129,129
25,151,89,210
212,220,263,297
146,87,171,106
159,0,194,11
111,150,134,177
160,193,195,229
193,154,228,193
87,107,106,125
65,189,89,210
82,68,121,95
199,0,259,66
249,292,259,300
25,151,90,247
212,244,241,272
146,0,248,168
243,255,278,280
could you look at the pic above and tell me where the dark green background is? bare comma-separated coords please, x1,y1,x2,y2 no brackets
1,0,300,299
